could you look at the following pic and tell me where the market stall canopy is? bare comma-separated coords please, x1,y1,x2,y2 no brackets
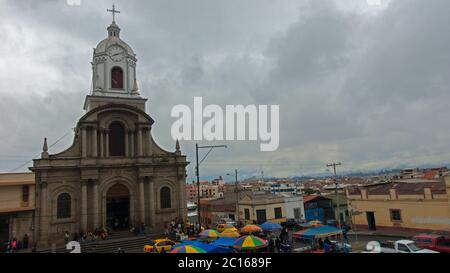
261,221,282,232
211,237,236,247
220,230,241,238
176,240,232,253
170,245,207,253
240,224,263,234
224,227,238,232
199,229,220,239
234,235,268,250
293,225,343,240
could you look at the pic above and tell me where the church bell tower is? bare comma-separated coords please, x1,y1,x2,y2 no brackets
84,4,146,112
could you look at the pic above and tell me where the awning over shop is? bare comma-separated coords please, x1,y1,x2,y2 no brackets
293,225,343,240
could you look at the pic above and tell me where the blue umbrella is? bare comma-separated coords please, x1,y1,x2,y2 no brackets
260,221,282,232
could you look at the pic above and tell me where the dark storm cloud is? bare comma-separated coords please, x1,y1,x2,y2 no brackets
1,0,450,180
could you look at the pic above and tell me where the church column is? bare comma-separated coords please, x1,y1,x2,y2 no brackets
130,131,135,157
92,126,98,157
149,179,155,227
39,181,48,243
81,180,88,231
125,131,129,157
137,128,143,157
139,178,146,224
99,129,104,157
105,129,110,157
81,127,87,158
92,180,99,229
178,176,187,223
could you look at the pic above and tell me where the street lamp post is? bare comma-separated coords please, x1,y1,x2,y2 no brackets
196,144,227,232
226,169,239,225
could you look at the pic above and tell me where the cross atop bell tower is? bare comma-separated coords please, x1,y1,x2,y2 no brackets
107,4,121,23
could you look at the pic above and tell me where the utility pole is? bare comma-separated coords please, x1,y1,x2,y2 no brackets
235,169,239,224
227,169,239,225
326,162,342,228
196,144,227,233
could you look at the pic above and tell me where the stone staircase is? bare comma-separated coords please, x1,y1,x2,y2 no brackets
37,230,164,253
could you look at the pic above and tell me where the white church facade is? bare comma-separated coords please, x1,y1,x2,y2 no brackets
30,15,189,246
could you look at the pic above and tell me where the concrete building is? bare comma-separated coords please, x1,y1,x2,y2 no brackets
239,193,297,225
283,195,305,221
270,181,299,195
303,195,334,223
0,173,36,244
29,18,188,246
346,176,450,233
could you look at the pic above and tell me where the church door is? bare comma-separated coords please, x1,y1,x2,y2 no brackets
106,184,130,230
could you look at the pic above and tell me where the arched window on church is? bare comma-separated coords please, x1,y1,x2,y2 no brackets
111,67,124,89
109,121,125,156
57,193,71,219
160,187,171,209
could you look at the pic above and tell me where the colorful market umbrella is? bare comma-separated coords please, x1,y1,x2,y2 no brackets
170,245,207,253
234,235,268,250
260,221,282,232
240,224,263,234
220,230,241,238
199,229,220,239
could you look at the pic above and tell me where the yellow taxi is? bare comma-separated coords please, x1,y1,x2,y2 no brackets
144,239,178,253
217,223,234,233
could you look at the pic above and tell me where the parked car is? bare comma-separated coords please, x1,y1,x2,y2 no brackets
378,240,438,253
413,234,450,253
218,218,236,226
282,219,304,230
146,239,178,253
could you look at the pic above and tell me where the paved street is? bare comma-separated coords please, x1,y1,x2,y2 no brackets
289,231,408,253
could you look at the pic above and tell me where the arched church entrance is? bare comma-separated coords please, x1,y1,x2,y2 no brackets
106,184,130,230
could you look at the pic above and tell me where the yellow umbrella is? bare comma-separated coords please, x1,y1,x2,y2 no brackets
240,224,262,234
224,227,238,232
220,230,241,238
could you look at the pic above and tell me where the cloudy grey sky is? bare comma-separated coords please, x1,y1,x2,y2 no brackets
1,0,450,182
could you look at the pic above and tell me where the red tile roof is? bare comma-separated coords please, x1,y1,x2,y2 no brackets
423,170,439,180
347,181,446,195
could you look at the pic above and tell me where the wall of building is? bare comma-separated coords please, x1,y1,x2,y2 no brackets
284,196,305,220
347,177,450,232
239,203,286,223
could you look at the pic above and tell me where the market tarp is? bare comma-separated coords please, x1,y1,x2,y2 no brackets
211,237,236,247
293,225,343,239
177,240,232,253
260,221,282,232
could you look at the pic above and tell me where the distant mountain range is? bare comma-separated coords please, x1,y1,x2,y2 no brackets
238,163,450,183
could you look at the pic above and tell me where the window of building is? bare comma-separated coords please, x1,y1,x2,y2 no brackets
244,209,250,220
109,122,125,156
274,207,282,219
57,193,71,219
111,67,124,89
390,209,402,222
160,187,171,209
22,185,29,203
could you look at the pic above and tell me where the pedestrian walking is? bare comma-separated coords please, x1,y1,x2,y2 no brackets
23,234,29,249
